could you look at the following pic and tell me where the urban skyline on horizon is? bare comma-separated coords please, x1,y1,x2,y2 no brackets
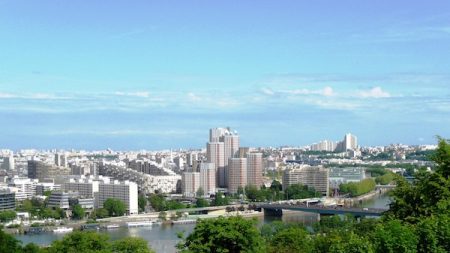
0,128,438,152
1,1,449,150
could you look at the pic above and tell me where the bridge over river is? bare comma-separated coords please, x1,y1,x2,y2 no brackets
257,203,387,217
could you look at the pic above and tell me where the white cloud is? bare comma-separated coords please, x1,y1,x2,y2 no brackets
187,92,202,102
263,86,334,97
0,92,16,98
357,87,391,98
114,91,151,98
322,86,334,97
261,88,275,95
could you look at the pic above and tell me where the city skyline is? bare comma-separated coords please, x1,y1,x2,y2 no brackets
1,1,449,150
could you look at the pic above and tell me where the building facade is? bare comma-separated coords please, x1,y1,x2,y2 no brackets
282,165,329,196
247,153,263,188
97,180,138,215
228,158,247,194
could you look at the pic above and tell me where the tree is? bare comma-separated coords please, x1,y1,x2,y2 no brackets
149,194,166,211
211,192,230,206
285,184,321,199
177,216,265,253
92,208,108,219
22,243,41,253
195,198,209,208
112,237,155,253
43,190,52,197
245,185,265,202
138,195,147,212
371,219,418,253
196,187,205,198
0,229,23,253
270,180,282,192
46,231,110,253
72,204,85,220
0,211,17,222
103,198,126,217
237,186,244,196
266,226,313,253
388,138,450,222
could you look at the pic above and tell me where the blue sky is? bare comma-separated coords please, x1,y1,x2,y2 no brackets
0,1,449,150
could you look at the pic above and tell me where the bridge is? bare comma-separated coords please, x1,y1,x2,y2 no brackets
257,203,387,217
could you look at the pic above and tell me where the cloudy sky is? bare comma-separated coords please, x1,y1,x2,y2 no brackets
0,1,449,150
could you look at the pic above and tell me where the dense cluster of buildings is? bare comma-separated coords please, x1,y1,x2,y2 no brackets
310,133,358,152
0,129,436,216
181,128,264,196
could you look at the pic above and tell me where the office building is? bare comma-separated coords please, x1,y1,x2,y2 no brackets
0,189,15,211
199,162,216,196
35,182,61,196
310,140,337,152
247,153,263,188
181,172,200,197
228,158,247,194
8,177,38,200
282,165,329,196
222,133,239,187
55,153,68,167
206,142,225,187
47,191,75,209
2,153,15,171
97,180,138,215
329,167,365,189
28,160,70,181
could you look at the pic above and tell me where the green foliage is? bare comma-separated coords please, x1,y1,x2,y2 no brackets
111,237,155,253
44,231,154,253
43,190,52,197
92,208,109,219
375,172,395,185
148,194,165,211
0,211,17,222
177,216,265,253
103,198,126,217
237,186,244,196
339,178,376,197
22,243,41,253
366,167,388,177
270,180,282,191
313,215,355,234
196,187,205,198
0,228,23,253
148,194,186,211
71,204,85,220
371,219,418,253
387,138,450,222
245,185,265,202
210,192,230,206
138,195,147,213
261,222,312,253
284,184,322,199
195,198,209,208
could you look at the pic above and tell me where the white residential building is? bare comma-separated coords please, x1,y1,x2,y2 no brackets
97,180,138,215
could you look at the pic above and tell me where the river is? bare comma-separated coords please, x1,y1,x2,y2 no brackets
15,193,391,253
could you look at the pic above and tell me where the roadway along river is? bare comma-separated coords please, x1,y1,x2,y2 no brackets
15,193,391,253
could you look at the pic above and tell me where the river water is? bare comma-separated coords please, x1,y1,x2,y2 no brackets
15,193,391,253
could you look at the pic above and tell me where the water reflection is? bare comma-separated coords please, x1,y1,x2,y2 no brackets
16,194,392,253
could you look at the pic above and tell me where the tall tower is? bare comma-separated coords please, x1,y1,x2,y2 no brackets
344,133,358,150
206,142,225,187
228,158,247,194
199,162,216,196
222,133,239,187
247,153,263,188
